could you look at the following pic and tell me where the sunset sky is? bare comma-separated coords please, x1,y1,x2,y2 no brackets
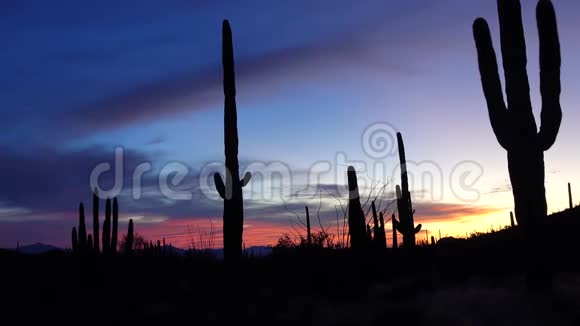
2,0,580,249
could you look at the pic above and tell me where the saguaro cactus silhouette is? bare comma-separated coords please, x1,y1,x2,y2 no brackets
126,219,134,255
473,0,561,288
393,132,422,247
78,203,87,251
347,166,367,250
473,0,561,227
213,20,252,262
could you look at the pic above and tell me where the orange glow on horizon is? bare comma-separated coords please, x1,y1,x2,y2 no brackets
128,202,511,249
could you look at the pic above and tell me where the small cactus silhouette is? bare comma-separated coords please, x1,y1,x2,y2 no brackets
393,132,422,247
78,203,87,252
347,166,367,250
125,219,134,255
213,20,252,262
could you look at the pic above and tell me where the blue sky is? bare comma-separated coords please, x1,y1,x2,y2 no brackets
1,0,580,248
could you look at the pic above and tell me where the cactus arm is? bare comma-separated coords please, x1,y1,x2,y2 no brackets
537,0,562,151
414,224,422,234
241,171,251,187
473,18,510,150
214,173,225,199
498,0,532,113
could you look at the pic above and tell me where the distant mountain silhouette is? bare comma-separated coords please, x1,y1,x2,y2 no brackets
15,243,62,255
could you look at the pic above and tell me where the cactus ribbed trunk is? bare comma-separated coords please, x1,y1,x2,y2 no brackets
473,0,562,289
92,189,100,253
213,20,251,262
111,198,119,254
347,166,367,251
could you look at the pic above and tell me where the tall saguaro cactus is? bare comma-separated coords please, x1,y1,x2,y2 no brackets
473,0,561,288
347,166,367,250
213,20,252,262
393,132,421,247
473,0,561,226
